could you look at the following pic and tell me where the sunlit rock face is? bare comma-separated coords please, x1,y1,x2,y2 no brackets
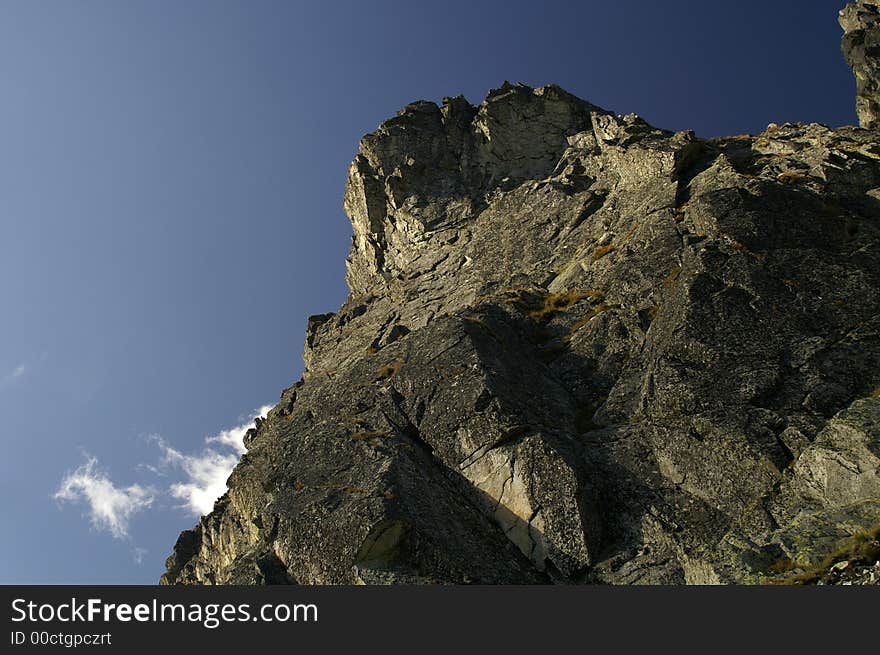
162,11,880,585
841,0,880,128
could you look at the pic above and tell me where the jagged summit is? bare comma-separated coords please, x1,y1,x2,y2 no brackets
344,82,616,296
162,7,880,585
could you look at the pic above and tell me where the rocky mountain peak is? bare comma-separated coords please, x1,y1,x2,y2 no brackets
344,82,610,296
162,7,880,585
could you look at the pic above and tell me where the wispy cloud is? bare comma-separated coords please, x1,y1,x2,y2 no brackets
1,363,27,387
54,456,155,539
132,547,148,565
156,405,272,515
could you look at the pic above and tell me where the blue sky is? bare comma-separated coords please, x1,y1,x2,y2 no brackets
0,1,855,584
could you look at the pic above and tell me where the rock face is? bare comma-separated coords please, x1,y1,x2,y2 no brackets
841,0,880,128
162,10,880,585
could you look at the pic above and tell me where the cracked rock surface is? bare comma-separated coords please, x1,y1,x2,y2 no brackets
162,12,880,585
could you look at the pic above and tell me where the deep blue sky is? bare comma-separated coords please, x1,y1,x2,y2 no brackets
0,1,854,583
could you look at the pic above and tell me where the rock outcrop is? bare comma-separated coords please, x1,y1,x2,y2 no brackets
162,6,880,585
841,0,880,128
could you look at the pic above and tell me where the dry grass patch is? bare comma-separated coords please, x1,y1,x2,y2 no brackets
771,523,880,585
663,266,682,289
592,243,616,263
777,170,805,184
528,290,604,323
372,359,402,382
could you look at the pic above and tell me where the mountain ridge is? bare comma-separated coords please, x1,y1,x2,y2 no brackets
162,2,880,585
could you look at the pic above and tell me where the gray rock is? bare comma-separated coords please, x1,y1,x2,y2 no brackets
841,1,880,128
162,12,880,585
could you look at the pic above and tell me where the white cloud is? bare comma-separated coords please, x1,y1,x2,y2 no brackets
54,456,155,539
206,404,272,455
54,404,272,543
1,363,26,387
132,547,148,565
156,440,240,516
156,405,272,516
